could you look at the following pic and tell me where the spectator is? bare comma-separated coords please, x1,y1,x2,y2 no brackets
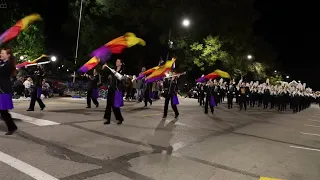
23,77,33,97
13,77,25,97
42,79,50,98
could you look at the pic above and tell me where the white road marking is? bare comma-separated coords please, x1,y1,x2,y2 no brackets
305,124,320,128
165,120,187,127
11,112,60,126
308,119,320,123
0,151,59,180
61,98,105,101
290,145,320,152
172,142,187,151
300,132,320,137
309,115,319,118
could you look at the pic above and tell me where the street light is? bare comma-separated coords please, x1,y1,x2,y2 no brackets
286,75,289,79
182,18,190,27
274,70,277,73
20,56,24,60
50,56,57,62
247,54,252,60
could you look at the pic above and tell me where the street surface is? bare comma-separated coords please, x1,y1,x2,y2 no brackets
1,97,320,180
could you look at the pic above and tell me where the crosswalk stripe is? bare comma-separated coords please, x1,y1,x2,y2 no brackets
305,124,320,128
308,119,320,123
301,132,320,137
0,151,59,180
11,112,60,126
290,145,320,152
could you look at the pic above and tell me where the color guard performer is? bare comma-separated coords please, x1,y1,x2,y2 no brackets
0,48,18,135
103,59,125,124
162,75,179,119
143,82,153,107
27,64,46,111
85,69,99,108
204,80,215,114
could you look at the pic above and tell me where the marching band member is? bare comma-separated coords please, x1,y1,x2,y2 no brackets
27,64,46,111
239,81,249,111
199,84,205,106
0,48,18,135
102,59,125,124
226,80,236,109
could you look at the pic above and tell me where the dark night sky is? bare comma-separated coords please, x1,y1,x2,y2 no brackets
9,0,320,89
254,0,319,89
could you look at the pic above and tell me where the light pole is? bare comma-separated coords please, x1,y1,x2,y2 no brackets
73,0,84,83
166,18,191,60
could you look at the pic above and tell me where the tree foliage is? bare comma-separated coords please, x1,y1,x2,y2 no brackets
187,35,268,80
190,36,228,71
268,74,283,85
9,24,45,62
0,1,45,62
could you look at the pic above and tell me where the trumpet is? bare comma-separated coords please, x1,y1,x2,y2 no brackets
164,72,186,79
104,64,124,80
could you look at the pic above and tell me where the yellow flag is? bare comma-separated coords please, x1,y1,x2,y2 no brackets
214,69,230,78
125,32,146,47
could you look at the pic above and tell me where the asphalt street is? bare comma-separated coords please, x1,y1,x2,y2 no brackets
1,97,320,180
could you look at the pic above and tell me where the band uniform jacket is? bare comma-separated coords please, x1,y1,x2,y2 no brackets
0,60,14,94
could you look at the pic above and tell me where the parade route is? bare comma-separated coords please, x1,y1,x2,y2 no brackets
1,98,320,180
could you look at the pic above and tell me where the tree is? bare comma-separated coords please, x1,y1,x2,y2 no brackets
9,24,45,62
189,36,229,71
0,1,45,62
268,74,283,85
185,35,268,80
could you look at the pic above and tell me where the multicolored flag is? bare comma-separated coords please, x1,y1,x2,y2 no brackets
214,69,231,78
137,66,160,80
145,58,176,83
91,32,146,64
16,54,48,68
0,14,41,45
78,57,100,73
79,32,146,73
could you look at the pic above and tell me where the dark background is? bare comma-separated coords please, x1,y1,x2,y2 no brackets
2,0,319,89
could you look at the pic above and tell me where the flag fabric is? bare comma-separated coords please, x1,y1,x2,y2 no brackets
195,72,221,83
214,69,231,78
145,58,176,83
91,32,146,64
0,14,41,45
78,57,100,73
79,32,146,73
196,77,206,83
137,66,160,79
16,54,48,68
204,72,220,80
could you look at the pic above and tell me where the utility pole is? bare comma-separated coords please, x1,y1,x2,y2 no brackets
73,0,84,83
